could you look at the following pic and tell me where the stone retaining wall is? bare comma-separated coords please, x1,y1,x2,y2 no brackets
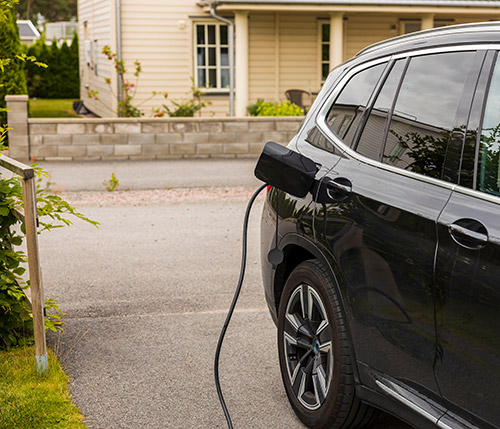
6,95,303,162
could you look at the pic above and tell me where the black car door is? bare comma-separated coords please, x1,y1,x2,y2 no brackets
434,50,500,429
313,49,483,405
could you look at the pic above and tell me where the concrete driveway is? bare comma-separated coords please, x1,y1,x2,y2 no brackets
39,159,411,428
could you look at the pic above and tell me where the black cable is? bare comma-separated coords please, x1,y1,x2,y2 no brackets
214,183,267,429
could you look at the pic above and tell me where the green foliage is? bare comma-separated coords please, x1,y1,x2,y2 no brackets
0,125,99,349
88,45,167,117
0,5,28,126
154,79,208,118
103,172,119,192
29,98,79,118
247,99,304,117
16,0,77,22
25,34,79,99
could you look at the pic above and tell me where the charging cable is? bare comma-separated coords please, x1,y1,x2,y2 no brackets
214,183,267,429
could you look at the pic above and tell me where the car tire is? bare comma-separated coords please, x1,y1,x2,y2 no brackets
277,259,379,428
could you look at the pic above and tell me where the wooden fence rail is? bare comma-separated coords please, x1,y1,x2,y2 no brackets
0,154,48,375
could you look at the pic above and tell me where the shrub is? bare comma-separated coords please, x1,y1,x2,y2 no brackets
247,99,304,117
0,6,27,127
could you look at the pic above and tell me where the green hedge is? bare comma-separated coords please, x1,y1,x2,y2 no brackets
25,32,79,99
0,6,27,127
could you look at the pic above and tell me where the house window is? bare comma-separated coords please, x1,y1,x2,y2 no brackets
321,23,330,82
194,23,229,90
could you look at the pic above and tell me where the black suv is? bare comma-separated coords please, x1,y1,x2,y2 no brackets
258,22,500,429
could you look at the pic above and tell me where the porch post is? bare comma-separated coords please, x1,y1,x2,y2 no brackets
235,11,249,117
330,12,344,69
421,13,435,30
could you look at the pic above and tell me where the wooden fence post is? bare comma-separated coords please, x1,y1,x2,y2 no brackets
22,175,48,375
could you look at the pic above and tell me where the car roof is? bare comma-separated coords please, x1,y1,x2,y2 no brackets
356,21,500,60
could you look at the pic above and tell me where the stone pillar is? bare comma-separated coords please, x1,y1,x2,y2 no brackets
235,11,249,117
330,12,344,69
421,13,435,31
5,95,29,161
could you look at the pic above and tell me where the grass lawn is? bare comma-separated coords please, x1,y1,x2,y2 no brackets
0,346,86,428
29,99,81,118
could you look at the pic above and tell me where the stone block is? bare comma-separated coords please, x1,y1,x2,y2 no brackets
249,142,267,154
129,155,157,161
8,135,29,148
31,145,58,158
156,133,183,144
87,123,113,134
265,131,290,143
141,122,170,133
198,121,222,133
87,145,114,157
73,134,100,145
8,112,28,124
236,153,259,159
43,135,72,146
276,121,301,132
183,133,209,144
9,121,28,135
128,133,155,145
74,156,101,162
100,134,127,145
170,143,196,155
101,156,129,161
30,123,57,134
171,122,193,133
8,147,29,161
57,123,86,134
29,135,43,146
114,123,141,134
249,121,275,131
58,145,87,157
223,143,249,154
223,121,249,132
115,145,142,156
236,132,263,144
44,157,73,161
209,132,236,144
196,143,222,155
143,145,171,156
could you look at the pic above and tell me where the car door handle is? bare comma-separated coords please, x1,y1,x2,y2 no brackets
326,178,352,195
448,219,488,249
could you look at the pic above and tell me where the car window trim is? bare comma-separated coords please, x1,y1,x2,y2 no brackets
316,44,500,195
472,50,500,191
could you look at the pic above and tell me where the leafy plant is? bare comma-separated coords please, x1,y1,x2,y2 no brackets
88,45,167,117
103,172,119,192
246,99,304,117
0,123,99,349
154,78,208,118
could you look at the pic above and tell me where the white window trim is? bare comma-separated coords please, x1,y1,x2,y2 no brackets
193,21,230,94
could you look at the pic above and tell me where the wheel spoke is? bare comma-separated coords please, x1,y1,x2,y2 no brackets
318,341,332,354
292,366,306,397
284,331,311,350
313,357,328,405
315,319,329,336
300,284,313,320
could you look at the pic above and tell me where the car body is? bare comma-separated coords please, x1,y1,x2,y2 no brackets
259,21,500,429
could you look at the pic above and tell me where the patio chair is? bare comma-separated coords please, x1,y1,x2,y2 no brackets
285,89,312,110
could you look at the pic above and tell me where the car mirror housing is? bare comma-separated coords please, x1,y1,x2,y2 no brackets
254,141,319,198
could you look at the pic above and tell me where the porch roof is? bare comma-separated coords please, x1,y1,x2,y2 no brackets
198,0,500,13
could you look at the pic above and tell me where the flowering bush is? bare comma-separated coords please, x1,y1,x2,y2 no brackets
87,45,167,117
247,99,304,116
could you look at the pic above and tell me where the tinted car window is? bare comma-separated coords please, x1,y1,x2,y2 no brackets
356,59,406,160
477,54,500,197
382,52,476,179
326,63,385,147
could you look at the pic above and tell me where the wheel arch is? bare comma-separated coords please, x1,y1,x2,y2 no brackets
274,233,362,385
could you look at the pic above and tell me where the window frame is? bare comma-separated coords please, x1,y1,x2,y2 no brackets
193,21,230,93
315,44,490,192
319,20,330,84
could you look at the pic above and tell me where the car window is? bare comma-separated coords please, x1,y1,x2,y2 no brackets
326,63,386,147
477,54,500,197
382,51,476,179
355,59,406,161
